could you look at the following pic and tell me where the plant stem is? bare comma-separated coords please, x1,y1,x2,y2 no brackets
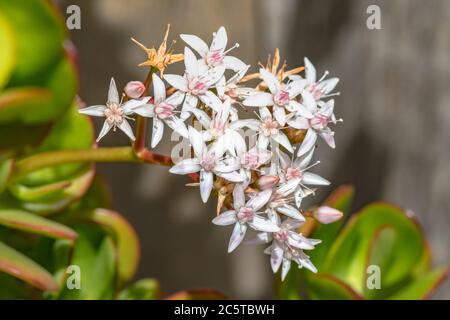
12,147,172,181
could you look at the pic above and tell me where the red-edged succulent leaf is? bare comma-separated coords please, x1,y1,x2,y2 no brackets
0,241,58,292
322,203,423,294
0,158,14,193
306,273,363,300
0,209,77,240
166,289,228,300
118,279,160,300
388,267,448,300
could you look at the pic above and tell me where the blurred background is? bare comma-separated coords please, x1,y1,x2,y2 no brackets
56,0,450,298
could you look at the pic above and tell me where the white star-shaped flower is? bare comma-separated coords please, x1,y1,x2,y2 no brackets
243,68,312,126
181,26,246,71
212,184,279,252
164,47,225,120
133,74,188,148
79,78,149,142
169,126,242,202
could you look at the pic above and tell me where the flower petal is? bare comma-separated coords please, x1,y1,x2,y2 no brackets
290,100,313,118
276,204,305,221
228,223,247,253
273,105,286,126
165,116,189,138
108,78,120,104
302,172,330,185
184,47,198,77
133,104,155,117
297,129,317,157
199,91,222,112
243,92,274,107
218,171,243,183
118,119,136,141
78,105,106,117
233,184,245,209
281,258,292,281
151,118,164,148
304,57,316,84
319,129,336,148
211,26,228,51
247,189,272,211
249,215,280,232
272,132,294,153
188,126,206,158
180,34,209,56
169,158,201,174
200,170,214,203
286,79,307,98
271,244,284,273
259,68,280,93
164,74,188,92
122,97,151,114
223,56,246,71
212,210,237,226
152,73,166,103
96,120,113,142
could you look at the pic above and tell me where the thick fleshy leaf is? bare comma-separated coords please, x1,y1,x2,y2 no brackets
0,209,77,240
118,279,160,300
308,185,354,269
0,241,58,292
0,56,77,125
58,224,116,299
305,273,363,300
15,167,95,215
388,267,448,300
0,158,14,193
166,289,227,300
0,0,66,84
15,104,94,186
322,203,424,294
85,209,140,284
0,12,16,89
0,87,51,123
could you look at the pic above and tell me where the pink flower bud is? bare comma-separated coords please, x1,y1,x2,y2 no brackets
257,175,280,190
124,81,146,98
315,206,343,224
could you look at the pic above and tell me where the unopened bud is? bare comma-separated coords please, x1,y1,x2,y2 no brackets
125,81,146,98
257,175,280,190
314,206,343,224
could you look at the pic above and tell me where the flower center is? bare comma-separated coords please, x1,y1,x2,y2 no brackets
274,229,289,243
154,102,174,119
188,78,208,96
104,103,124,125
307,83,323,100
206,49,224,66
310,114,329,130
274,90,290,106
285,167,303,180
260,118,279,136
200,154,216,171
237,207,254,223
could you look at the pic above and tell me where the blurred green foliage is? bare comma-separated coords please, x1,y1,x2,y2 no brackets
278,186,448,300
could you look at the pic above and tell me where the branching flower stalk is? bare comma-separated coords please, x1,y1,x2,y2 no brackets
11,25,344,281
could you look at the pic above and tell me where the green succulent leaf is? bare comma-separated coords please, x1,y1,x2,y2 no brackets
0,209,77,240
15,167,95,215
305,273,363,300
0,0,66,84
0,240,58,292
62,208,140,284
0,11,16,89
118,279,160,300
58,224,116,300
388,267,448,300
322,203,424,294
17,105,94,186
0,158,14,193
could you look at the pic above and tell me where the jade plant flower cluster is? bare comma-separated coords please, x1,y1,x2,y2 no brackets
78,26,343,280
